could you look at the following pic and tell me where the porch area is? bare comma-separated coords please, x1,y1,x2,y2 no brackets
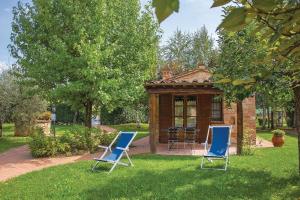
131,136,273,156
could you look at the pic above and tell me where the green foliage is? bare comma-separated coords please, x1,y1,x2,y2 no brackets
212,0,300,64
101,103,148,125
152,0,179,23
241,129,254,156
213,23,263,102
152,0,299,64
160,26,218,72
211,0,231,8
55,104,84,124
218,7,248,31
0,70,47,135
29,126,117,158
29,128,59,157
272,129,286,137
10,0,159,127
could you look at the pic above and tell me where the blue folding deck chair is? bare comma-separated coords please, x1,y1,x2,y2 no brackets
201,125,232,171
92,131,137,173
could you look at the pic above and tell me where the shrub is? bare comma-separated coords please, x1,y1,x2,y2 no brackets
29,126,117,157
272,129,285,137
29,128,59,157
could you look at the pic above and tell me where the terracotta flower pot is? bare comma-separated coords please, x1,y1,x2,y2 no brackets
272,135,284,147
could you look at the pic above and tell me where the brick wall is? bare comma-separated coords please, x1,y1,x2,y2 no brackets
242,96,256,143
222,96,256,144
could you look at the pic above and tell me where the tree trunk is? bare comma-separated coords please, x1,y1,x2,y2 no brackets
84,101,93,128
237,100,243,155
73,111,79,124
136,111,141,129
285,110,294,127
271,109,274,129
14,121,31,136
293,86,300,174
294,111,297,128
267,107,270,128
0,120,2,137
262,105,266,129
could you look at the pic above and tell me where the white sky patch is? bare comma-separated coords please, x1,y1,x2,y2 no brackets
0,61,8,72
4,8,10,12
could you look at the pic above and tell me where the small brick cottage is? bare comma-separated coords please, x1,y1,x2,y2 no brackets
144,65,256,153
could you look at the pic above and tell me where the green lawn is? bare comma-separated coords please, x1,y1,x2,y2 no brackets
111,123,149,141
0,124,30,153
0,131,299,199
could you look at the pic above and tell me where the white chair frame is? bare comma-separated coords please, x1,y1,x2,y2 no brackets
201,125,232,171
92,131,137,173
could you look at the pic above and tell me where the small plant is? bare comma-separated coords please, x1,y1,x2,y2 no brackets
272,129,285,137
242,129,254,156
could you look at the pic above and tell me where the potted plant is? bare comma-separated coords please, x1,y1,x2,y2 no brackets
36,111,52,136
271,129,285,147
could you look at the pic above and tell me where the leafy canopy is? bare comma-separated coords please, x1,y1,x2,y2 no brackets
160,26,218,73
10,0,159,116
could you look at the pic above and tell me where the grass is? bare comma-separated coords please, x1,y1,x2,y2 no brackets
0,124,31,153
111,123,149,141
0,131,299,199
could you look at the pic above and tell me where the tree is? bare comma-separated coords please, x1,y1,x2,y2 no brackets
10,0,159,128
160,26,218,72
0,71,18,137
0,70,47,136
213,23,265,154
191,26,218,68
161,29,192,71
256,75,293,129
211,0,300,174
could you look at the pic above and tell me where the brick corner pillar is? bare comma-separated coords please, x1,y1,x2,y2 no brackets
149,93,159,153
242,96,256,144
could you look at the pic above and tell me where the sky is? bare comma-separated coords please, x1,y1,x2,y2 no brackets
0,0,223,70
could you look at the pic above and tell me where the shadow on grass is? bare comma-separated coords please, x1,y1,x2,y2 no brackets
81,156,300,200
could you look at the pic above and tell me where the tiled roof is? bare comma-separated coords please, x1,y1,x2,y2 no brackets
145,65,213,86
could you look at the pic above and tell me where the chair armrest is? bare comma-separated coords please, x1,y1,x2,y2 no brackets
116,147,127,151
98,145,108,149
